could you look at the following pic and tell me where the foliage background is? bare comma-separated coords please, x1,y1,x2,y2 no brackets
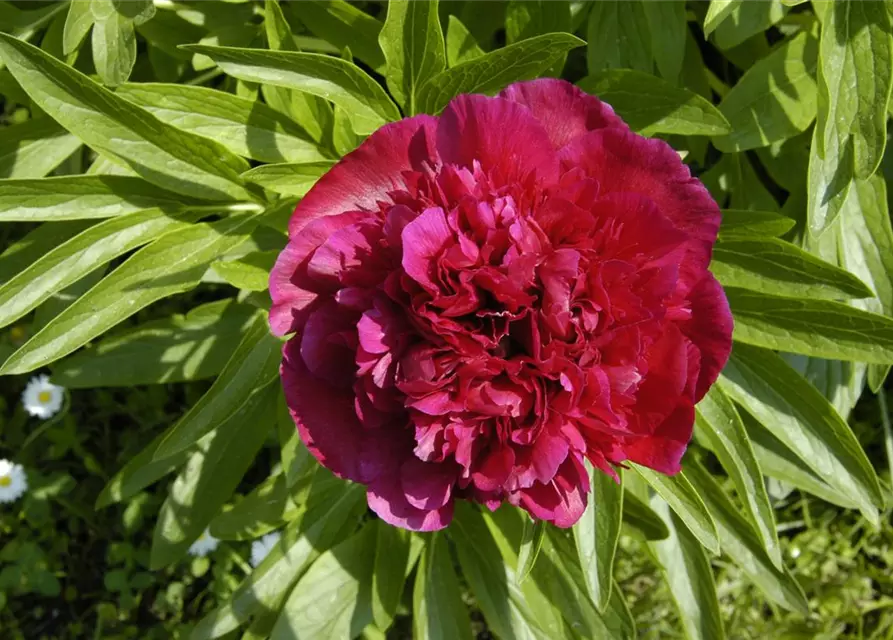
1,0,893,638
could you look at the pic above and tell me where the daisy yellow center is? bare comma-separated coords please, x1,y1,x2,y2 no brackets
0,475,11,488
38,390,52,403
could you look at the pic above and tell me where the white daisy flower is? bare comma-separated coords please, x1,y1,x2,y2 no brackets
21,375,64,419
0,459,28,504
188,529,219,557
250,531,281,568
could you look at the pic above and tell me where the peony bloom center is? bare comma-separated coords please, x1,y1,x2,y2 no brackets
270,79,733,531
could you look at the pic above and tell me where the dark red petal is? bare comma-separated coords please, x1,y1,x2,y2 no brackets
300,300,358,387
517,454,589,528
367,473,454,531
624,403,694,475
400,457,457,511
437,93,559,186
680,274,733,400
287,115,439,237
281,340,363,481
499,78,628,149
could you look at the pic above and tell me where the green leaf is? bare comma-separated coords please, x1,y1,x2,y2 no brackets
52,298,256,388
684,457,809,613
586,1,652,74
743,411,859,509
115,83,333,164
0,209,198,331
703,0,739,37
0,212,258,375
505,1,571,76
718,343,883,522
417,32,585,115
285,0,385,72
240,161,334,198
573,464,622,611
380,0,446,115
212,250,277,292
647,497,727,640
0,34,253,201
278,390,313,489
713,0,787,50
91,0,137,86
151,379,278,569
817,0,893,180
446,16,484,67
807,115,852,236
516,517,547,583
0,221,90,287
577,69,731,136
192,478,365,639
621,490,670,540
210,473,301,541
642,0,686,83
695,386,781,569
711,236,873,300
717,209,796,239
371,521,412,631
154,314,279,459
184,45,400,136
0,118,81,179
272,522,375,639
725,287,893,364
62,0,94,56
631,465,720,554
0,175,192,222
413,532,473,640
450,503,548,640
713,31,819,152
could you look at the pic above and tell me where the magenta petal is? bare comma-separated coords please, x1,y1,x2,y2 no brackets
624,403,694,475
400,457,457,510
499,78,628,149
288,115,439,237
681,274,733,401
401,207,453,292
281,340,363,481
367,472,454,532
437,93,559,185
518,454,589,528
300,300,358,387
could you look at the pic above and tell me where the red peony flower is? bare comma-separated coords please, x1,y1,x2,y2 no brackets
270,79,733,531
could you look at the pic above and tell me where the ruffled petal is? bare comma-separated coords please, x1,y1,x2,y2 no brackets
680,273,733,400
517,454,589,528
367,472,454,531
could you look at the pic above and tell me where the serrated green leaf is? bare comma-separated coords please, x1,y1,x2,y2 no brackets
52,298,256,388
272,522,375,639
0,212,258,375
573,464,622,611
450,503,549,640
719,343,882,522
446,16,484,67
516,517,547,583
240,161,333,197
586,0,652,74
185,44,400,135
151,379,278,569
417,32,584,115
371,520,411,632
380,0,445,115
817,0,893,180
642,0,686,83
0,118,81,179
116,83,332,164
0,33,253,201
647,496,727,640
0,175,193,222
413,532,473,640
713,31,819,152
91,0,137,86
695,386,781,569
0,209,198,331
717,209,796,239
684,457,809,613
711,236,873,300
62,0,94,55
713,0,787,50
632,465,720,554
726,287,893,363
622,490,670,540
192,476,365,639
284,0,385,72
743,409,859,509
577,69,731,136
154,314,280,459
